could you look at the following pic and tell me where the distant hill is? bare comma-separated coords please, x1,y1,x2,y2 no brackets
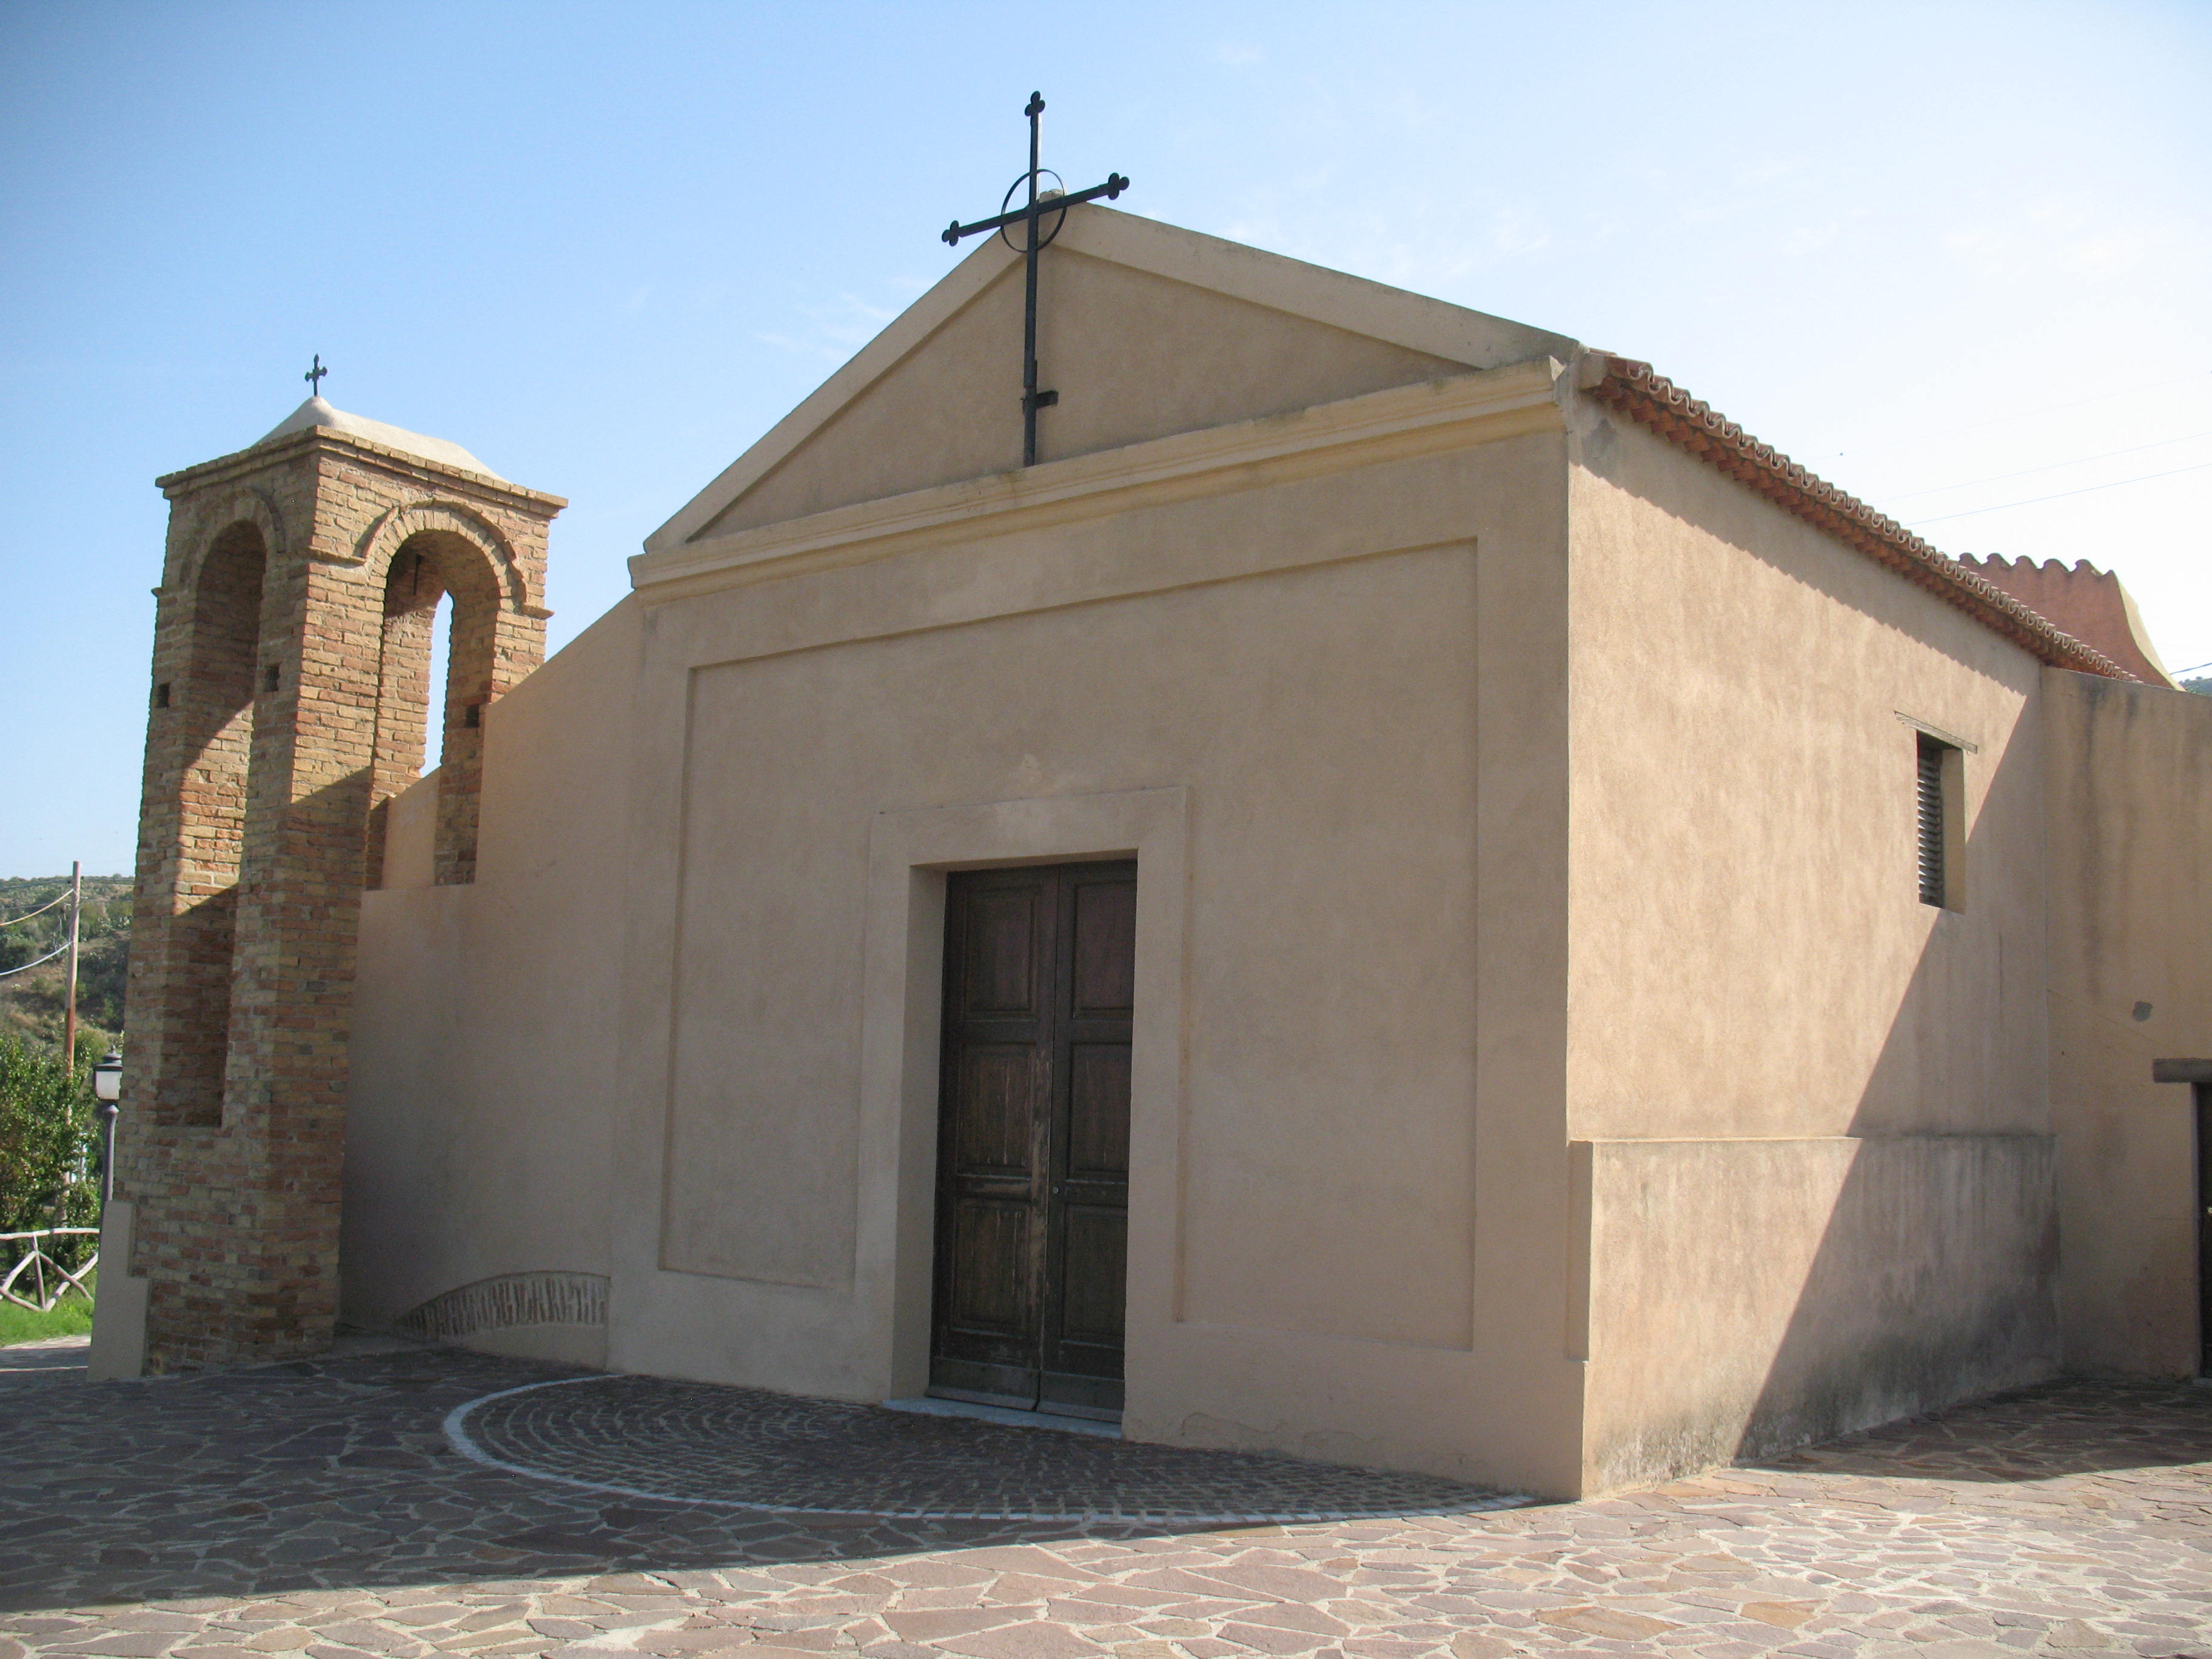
0,874,132,1054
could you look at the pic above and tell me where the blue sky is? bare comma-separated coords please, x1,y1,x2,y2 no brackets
2,1,2207,876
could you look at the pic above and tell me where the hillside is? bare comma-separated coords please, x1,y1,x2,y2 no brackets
0,874,131,1054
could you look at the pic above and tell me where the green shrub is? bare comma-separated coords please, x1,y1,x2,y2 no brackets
0,1034,100,1275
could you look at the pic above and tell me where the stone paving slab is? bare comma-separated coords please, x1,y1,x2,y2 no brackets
2,1347,2209,1659
0,1334,89,1385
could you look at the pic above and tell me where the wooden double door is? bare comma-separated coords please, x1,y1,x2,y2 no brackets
930,860,1135,1419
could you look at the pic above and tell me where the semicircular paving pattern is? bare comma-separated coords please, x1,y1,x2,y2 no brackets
447,1374,1525,1523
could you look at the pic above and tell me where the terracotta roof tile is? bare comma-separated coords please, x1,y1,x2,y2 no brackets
1583,355,2134,682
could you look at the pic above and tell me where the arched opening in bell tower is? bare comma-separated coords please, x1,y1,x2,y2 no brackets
158,519,266,1127
365,532,503,888
423,592,453,773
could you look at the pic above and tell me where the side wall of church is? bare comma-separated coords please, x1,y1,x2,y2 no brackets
338,598,641,1364
1561,408,2060,1492
2042,668,2212,1376
603,389,1589,1496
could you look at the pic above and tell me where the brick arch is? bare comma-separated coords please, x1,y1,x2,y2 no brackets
173,488,287,594
357,500,532,614
150,511,274,1128
363,514,530,889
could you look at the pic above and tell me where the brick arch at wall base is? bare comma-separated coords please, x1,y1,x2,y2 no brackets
393,1272,611,1340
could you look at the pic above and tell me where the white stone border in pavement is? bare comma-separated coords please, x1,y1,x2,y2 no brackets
443,1374,1530,1526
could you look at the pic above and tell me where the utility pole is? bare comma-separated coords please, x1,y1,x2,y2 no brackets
61,861,80,1070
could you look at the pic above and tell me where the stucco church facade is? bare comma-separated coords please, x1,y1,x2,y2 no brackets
90,207,2211,1500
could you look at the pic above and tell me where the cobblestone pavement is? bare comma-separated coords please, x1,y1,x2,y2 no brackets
450,1374,1517,1523
2,1347,2209,1659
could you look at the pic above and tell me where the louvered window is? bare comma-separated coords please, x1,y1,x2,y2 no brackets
1917,731,1950,908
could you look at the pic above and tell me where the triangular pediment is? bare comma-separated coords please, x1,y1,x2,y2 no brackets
647,210,1578,554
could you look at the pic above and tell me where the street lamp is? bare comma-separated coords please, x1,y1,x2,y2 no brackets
91,1050,121,1209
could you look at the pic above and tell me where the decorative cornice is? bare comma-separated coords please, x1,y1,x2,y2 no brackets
631,359,1567,600
157,425,567,514
1580,355,2133,682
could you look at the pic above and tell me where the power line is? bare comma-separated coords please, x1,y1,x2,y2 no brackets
0,941,69,979
1905,461,2212,526
1834,368,2212,461
1875,430,2212,506
0,889,73,928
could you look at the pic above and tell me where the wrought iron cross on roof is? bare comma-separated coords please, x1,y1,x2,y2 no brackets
942,93,1129,467
305,354,329,394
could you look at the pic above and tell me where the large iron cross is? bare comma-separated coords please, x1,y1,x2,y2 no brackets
305,354,329,395
943,93,1129,467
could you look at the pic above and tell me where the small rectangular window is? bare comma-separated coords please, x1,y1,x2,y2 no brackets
1916,731,1963,910
264,662,281,692
153,682,170,709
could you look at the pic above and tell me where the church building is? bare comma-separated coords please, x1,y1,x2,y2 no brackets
89,205,2211,1501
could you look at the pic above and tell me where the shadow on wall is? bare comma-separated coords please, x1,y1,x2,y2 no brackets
1746,724,2058,1464
1732,673,2212,1473
1584,728,2060,1492
1575,418,2074,1493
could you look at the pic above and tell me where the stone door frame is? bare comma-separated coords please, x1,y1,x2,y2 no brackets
857,786,1189,1406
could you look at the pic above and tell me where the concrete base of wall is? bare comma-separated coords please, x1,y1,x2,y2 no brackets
1580,1134,2060,1493
87,1199,150,1382
454,1323,608,1369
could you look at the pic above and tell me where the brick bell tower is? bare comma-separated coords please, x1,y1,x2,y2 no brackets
100,390,563,1374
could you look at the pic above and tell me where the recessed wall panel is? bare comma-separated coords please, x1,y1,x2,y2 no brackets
659,541,1478,1343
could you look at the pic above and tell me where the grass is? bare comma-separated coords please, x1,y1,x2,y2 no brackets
0,1277,95,1346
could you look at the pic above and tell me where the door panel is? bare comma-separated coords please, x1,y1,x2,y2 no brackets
1071,880,1138,1014
965,886,1042,1014
933,860,1135,1417
948,1200,1035,1333
955,1047,1040,1173
1057,1205,1129,1345
1067,1045,1132,1177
